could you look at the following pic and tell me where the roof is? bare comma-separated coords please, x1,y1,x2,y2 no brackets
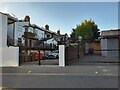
40,38,48,41
46,38,58,44
41,27,58,35
0,12,18,24
32,24,44,31
23,24,45,31
101,29,120,37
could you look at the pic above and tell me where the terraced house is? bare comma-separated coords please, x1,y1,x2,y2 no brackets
0,12,68,66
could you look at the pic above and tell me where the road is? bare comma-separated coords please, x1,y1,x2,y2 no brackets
1,64,119,88
2,74,118,88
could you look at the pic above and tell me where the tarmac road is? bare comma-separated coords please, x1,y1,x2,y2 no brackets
1,64,119,88
2,73,118,88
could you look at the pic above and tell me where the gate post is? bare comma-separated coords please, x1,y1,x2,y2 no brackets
59,45,65,67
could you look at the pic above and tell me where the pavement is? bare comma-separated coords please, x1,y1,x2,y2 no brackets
68,55,120,64
1,63,119,76
1,55,119,75
20,59,59,66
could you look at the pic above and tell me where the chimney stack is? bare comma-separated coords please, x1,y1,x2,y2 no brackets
45,24,49,30
57,29,60,35
24,15,30,22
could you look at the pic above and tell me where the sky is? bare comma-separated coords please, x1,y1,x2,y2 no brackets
0,2,118,35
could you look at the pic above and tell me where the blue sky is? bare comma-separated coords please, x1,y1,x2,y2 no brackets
0,2,118,35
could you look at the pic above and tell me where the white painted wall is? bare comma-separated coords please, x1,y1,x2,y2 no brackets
46,38,58,45
59,45,65,67
0,13,19,67
7,22,29,46
2,47,19,67
27,26,33,33
1,14,7,48
0,14,3,89
34,28,44,40
15,22,29,46
0,13,4,67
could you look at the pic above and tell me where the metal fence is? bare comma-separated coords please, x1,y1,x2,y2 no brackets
19,44,58,65
19,53,32,65
65,45,84,61
65,44,120,64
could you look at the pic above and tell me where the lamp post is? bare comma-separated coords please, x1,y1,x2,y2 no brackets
78,36,82,59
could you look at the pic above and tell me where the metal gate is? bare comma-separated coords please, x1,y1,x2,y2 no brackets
65,44,84,65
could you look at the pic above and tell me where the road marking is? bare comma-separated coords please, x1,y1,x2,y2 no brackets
28,71,31,73
102,69,111,72
95,71,98,74
0,73,118,76
98,66,105,68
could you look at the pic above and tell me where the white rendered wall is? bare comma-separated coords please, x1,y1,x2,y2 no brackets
27,26,33,33
59,45,65,67
38,30,44,40
34,28,44,40
2,47,19,67
46,38,58,45
14,22,25,46
0,13,19,67
0,14,2,48
0,13,8,66
8,22,29,46
1,14,7,48
0,14,3,88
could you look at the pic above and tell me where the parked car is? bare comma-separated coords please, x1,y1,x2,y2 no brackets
43,51,50,59
48,50,59,59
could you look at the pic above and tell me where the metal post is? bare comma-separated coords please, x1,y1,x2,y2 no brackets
78,36,82,59
78,42,80,59
19,47,21,66
38,48,41,65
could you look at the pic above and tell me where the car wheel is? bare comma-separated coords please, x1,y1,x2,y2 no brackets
49,55,55,59
56,55,59,59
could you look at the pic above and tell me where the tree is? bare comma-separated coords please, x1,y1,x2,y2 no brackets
71,19,100,43
70,29,77,43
